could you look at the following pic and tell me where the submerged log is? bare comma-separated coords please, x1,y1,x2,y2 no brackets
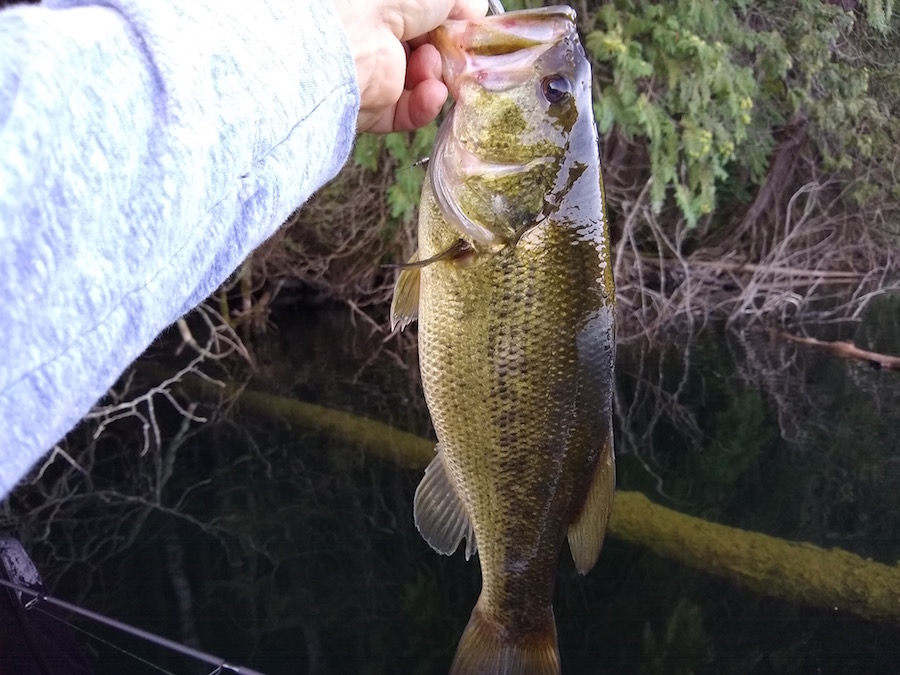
777,332,900,371
178,375,900,624
612,492,900,624
236,388,432,470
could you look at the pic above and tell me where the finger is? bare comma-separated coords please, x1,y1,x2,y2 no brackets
365,79,448,134
403,79,449,129
407,34,431,51
448,0,489,21
405,43,442,90
397,0,488,41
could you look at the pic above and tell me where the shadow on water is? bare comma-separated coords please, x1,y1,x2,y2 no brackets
2,293,900,674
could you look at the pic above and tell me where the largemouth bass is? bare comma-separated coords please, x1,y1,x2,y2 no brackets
390,6,615,674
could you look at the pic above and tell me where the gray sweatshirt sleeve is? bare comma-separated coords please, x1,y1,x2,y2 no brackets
0,0,360,495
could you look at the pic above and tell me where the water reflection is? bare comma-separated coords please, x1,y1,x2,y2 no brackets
3,296,899,674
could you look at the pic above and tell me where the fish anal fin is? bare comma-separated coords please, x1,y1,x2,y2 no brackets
451,601,560,675
390,251,420,332
567,429,616,575
413,447,476,560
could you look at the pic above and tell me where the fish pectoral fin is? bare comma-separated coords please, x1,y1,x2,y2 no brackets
389,251,421,332
567,429,616,574
413,445,477,560
390,241,478,331
386,239,473,270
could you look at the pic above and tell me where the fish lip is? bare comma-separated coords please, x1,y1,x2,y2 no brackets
431,6,579,98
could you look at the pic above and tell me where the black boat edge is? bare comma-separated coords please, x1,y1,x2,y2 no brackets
0,538,94,675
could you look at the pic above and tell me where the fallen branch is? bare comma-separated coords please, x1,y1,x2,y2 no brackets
777,332,900,371
175,374,900,624
630,254,868,281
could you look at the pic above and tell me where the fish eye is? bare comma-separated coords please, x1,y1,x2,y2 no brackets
541,75,572,104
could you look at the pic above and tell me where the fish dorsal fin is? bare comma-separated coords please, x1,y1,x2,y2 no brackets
389,251,420,331
414,446,477,560
567,429,616,574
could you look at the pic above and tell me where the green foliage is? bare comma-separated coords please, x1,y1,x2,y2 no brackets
585,0,899,226
776,1,885,175
502,0,546,9
760,0,899,214
353,126,436,224
588,0,767,225
863,0,895,31
352,131,382,172
352,1,899,241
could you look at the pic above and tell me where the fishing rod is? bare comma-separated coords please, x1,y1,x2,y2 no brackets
0,576,267,675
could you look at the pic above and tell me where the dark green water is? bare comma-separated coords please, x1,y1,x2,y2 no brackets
3,294,899,674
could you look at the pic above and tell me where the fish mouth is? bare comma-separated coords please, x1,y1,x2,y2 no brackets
431,6,578,98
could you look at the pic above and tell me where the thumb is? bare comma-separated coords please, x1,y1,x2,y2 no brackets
388,0,488,41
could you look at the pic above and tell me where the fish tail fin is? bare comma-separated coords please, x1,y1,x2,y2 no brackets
450,602,560,675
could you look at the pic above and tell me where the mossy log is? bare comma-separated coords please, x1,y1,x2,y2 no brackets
235,388,432,470
611,492,900,624
180,376,900,624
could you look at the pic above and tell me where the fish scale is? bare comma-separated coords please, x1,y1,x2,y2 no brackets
391,7,615,674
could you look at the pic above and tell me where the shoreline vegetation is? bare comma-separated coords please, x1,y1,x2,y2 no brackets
178,377,900,626
226,0,900,340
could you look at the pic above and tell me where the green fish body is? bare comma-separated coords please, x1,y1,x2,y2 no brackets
391,7,615,674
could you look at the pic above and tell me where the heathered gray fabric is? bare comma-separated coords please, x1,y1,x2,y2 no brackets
0,0,360,496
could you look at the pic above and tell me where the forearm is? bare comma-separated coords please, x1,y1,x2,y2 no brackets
0,0,359,495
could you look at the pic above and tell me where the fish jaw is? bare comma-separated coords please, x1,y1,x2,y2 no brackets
428,6,597,247
432,6,579,99
430,5,588,155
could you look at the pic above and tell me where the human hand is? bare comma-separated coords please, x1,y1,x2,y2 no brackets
332,0,488,134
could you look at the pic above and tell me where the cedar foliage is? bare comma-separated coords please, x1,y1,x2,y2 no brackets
586,0,899,227
247,0,900,330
